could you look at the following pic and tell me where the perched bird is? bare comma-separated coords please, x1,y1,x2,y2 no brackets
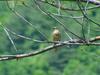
52,27,61,51
90,36,100,42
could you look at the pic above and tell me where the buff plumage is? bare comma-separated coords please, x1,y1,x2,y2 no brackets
52,27,61,51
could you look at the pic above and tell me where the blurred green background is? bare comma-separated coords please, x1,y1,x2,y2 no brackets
0,0,100,75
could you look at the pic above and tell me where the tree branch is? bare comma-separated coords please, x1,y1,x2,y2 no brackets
82,0,100,5
0,36,100,61
40,0,100,11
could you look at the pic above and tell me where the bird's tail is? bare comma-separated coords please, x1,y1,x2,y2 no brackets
54,43,58,52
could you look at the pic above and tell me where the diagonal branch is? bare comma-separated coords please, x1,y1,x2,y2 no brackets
82,0,100,5
0,36,100,61
76,0,100,27
6,1,49,41
40,0,100,11
34,0,84,40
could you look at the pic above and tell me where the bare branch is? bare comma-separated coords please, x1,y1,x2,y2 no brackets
6,1,49,41
76,0,100,27
3,27,17,51
82,0,100,5
0,36,100,61
40,0,100,11
34,0,84,40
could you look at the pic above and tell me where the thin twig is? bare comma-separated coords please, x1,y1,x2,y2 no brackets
6,27,60,43
34,0,84,40
40,0,100,11
6,1,49,41
3,27,17,51
76,0,100,27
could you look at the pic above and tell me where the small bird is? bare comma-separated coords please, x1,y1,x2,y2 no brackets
52,27,61,51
